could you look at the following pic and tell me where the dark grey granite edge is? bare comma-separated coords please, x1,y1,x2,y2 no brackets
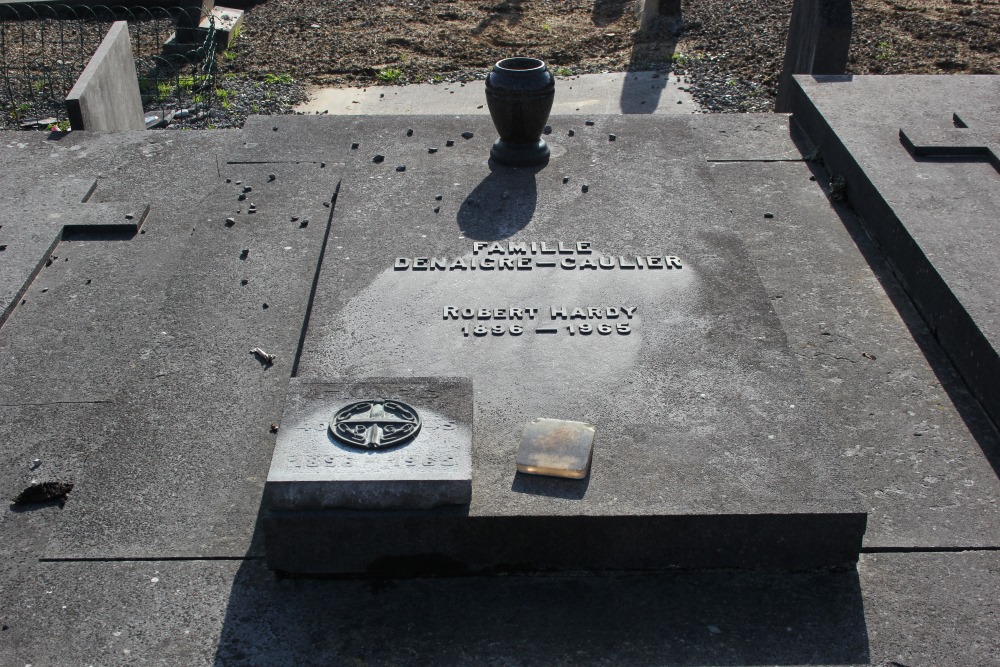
789,74,1000,434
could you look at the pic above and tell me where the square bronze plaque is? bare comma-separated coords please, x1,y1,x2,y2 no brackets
516,418,595,479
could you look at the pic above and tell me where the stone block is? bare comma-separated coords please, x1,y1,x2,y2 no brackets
65,21,145,132
265,377,473,512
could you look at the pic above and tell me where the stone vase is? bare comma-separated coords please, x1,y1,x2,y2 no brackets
485,57,555,167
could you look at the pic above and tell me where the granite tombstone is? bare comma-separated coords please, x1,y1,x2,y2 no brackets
261,112,866,575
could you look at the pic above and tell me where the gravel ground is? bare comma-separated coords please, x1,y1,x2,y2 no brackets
3,0,999,128
226,0,1000,114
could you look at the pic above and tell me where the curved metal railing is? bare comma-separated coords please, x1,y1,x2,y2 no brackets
0,4,217,128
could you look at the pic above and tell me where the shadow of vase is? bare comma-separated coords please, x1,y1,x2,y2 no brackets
456,161,544,241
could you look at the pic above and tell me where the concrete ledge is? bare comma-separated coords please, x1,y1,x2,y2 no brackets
66,21,145,132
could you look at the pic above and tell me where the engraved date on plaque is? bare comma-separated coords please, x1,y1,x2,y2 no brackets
287,452,459,470
446,305,637,337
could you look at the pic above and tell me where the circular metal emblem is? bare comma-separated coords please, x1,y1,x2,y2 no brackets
329,398,422,450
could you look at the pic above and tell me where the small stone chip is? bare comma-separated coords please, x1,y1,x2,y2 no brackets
581,184,589,193
764,212,774,219
291,216,299,222
240,279,249,286
428,147,438,154
609,134,617,141
563,176,570,184
406,128,414,137
446,139,455,147
273,126,279,131
351,142,360,150
124,213,134,220
373,154,385,163
224,218,236,227
238,193,246,201
543,125,552,134
270,423,279,433
461,131,474,139
240,249,249,260
268,173,276,182
585,120,595,126
396,165,406,172
433,206,440,213
243,185,252,193
434,194,443,201
299,219,309,228
568,129,575,137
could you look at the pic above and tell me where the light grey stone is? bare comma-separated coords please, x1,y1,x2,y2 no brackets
65,22,145,132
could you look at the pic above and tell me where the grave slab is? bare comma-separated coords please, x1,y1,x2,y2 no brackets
40,158,342,559
1,96,1000,662
708,159,1000,549
274,113,866,573
789,74,1000,434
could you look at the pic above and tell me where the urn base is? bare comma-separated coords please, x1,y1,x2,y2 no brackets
490,138,550,167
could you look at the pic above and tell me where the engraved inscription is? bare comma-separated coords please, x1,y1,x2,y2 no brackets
394,240,683,272
286,452,459,470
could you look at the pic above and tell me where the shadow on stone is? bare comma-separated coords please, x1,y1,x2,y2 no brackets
456,161,542,241
618,3,682,114
511,471,590,499
214,537,870,665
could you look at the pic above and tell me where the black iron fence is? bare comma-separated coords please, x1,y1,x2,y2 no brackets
0,3,216,129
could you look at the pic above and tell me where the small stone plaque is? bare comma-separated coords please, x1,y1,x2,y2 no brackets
516,418,595,479
265,378,472,510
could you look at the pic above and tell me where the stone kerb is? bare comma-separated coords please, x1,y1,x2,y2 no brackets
775,0,852,113
66,21,145,132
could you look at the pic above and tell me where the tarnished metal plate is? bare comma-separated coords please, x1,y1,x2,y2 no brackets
330,399,422,449
516,418,595,479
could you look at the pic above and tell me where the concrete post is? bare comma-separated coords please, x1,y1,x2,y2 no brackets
66,21,145,132
636,0,682,31
774,0,852,113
